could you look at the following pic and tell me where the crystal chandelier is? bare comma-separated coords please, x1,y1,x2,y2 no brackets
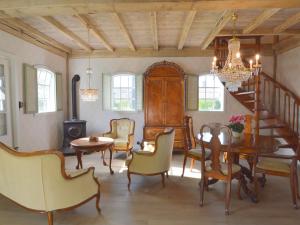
211,13,262,92
80,27,98,101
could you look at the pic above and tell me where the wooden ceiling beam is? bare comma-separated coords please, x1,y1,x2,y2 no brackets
178,10,197,50
41,16,92,52
111,13,136,51
150,12,158,51
243,8,280,34
201,10,233,49
274,12,300,33
0,20,67,57
0,14,71,54
75,14,114,52
219,28,300,36
1,1,300,16
71,45,272,58
274,36,300,54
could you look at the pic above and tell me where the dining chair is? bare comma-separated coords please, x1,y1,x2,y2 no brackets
181,116,211,177
199,123,242,215
253,137,300,208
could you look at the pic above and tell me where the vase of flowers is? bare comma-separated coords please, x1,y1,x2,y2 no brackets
228,115,245,138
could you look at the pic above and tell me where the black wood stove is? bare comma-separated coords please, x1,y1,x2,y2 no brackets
62,74,87,155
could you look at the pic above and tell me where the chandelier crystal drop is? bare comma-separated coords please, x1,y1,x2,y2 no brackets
80,27,99,102
211,13,262,92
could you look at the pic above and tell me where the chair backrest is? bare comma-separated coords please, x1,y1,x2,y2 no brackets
199,123,233,176
184,116,196,150
154,128,175,171
110,118,135,139
0,142,66,211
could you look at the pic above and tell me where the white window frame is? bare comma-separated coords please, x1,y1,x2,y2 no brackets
198,74,224,112
36,67,57,113
111,73,137,112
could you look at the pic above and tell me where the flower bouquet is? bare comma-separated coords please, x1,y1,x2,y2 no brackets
228,114,245,138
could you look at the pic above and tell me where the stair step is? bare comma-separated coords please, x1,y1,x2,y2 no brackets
259,111,277,120
243,99,256,103
260,124,286,129
234,91,255,96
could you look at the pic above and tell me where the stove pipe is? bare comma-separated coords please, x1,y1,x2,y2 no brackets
71,74,80,120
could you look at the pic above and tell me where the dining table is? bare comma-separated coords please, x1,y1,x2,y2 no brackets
196,131,283,203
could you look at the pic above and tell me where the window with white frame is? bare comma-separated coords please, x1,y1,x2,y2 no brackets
111,74,136,111
198,74,224,111
37,68,56,113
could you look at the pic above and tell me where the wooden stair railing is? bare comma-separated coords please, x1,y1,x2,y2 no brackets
230,72,300,150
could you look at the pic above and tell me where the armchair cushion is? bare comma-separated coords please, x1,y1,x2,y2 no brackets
114,138,129,149
206,162,241,175
256,158,291,174
188,148,211,159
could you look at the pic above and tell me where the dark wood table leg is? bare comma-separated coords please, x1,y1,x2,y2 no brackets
108,145,114,175
76,150,83,169
240,175,258,203
240,165,254,183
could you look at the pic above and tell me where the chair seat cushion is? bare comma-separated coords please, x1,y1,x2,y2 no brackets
188,148,211,159
114,138,128,149
256,158,291,174
206,162,241,175
143,141,155,152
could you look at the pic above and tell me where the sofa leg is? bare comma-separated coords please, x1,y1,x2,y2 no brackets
127,172,131,191
47,212,53,225
161,173,165,187
96,191,101,213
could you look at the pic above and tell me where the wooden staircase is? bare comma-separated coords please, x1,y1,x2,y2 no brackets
230,72,300,150
214,36,299,151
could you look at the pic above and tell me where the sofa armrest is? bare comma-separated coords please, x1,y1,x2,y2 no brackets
44,167,100,211
65,168,89,178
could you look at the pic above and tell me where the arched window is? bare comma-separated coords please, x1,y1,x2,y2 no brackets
111,74,136,111
198,74,224,111
37,67,56,113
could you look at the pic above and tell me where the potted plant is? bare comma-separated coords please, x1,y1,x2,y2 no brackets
228,115,245,138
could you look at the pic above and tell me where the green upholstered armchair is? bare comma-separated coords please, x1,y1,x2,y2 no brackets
0,142,100,225
126,128,175,190
103,118,135,154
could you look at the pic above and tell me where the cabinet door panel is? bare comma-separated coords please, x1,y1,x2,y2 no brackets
165,78,184,126
145,79,164,126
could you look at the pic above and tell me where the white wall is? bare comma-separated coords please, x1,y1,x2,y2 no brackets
0,30,67,150
277,46,300,97
69,57,262,147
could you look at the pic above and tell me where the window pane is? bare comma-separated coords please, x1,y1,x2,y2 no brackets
37,68,56,113
111,74,136,111
198,74,224,112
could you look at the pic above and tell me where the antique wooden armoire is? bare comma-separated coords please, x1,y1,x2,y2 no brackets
143,61,185,149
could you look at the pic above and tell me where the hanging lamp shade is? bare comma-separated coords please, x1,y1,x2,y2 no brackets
80,67,98,102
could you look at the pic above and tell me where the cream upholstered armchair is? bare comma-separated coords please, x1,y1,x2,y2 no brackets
0,142,100,225
126,128,175,190
103,118,135,154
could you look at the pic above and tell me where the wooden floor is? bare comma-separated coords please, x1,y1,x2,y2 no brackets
0,152,299,225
